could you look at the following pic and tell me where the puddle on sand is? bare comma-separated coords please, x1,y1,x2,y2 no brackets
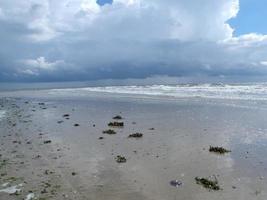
25,193,35,200
0,183,23,194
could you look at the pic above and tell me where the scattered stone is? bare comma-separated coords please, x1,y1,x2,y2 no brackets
74,124,80,127
63,114,70,118
209,146,231,154
115,155,127,163
44,170,54,175
128,133,143,138
43,140,52,144
33,155,41,159
41,188,48,194
71,172,77,176
102,129,117,135
255,190,261,196
57,121,64,124
108,122,124,127
98,137,104,140
195,176,220,191
149,128,155,130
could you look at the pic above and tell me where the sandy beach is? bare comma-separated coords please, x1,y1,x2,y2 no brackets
1,89,267,200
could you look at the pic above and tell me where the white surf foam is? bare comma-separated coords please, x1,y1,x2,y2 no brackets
49,83,267,100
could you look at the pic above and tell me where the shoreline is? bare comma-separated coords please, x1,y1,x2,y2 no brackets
0,94,267,199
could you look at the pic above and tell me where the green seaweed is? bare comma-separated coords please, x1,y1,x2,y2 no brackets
209,146,231,154
128,133,143,138
113,115,123,120
195,176,220,191
108,122,124,127
115,155,127,163
102,129,117,135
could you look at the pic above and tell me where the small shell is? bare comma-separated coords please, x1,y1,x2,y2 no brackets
170,180,183,188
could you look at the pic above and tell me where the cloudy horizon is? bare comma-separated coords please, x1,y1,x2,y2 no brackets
1,0,267,83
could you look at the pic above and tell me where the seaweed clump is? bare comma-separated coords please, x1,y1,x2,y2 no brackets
209,146,231,154
195,177,220,191
108,122,124,127
113,115,123,120
128,133,143,138
102,129,117,135
115,155,127,163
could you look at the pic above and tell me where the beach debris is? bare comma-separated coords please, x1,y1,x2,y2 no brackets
43,140,52,144
25,192,35,200
195,176,220,191
115,155,127,163
63,114,70,118
0,183,23,195
128,133,143,138
209,146,231,154
108,122,124,127
74,123,80,127
103,129,117,135
170,180,183,188
113,115,123,120
57,120,64,124
98,137,104,140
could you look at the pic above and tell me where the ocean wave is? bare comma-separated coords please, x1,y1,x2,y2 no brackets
49,83,267,100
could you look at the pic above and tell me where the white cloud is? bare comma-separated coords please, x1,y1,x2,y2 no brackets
18,57,66,76
222,33,267,46
260,61,267,66
20,69,39,76
0,0,267,81
21,57,63,70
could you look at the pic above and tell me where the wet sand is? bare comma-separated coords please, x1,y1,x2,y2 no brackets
0,92,267,200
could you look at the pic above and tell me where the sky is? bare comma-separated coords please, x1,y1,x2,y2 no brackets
0,0,267,82
230,0,267,35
